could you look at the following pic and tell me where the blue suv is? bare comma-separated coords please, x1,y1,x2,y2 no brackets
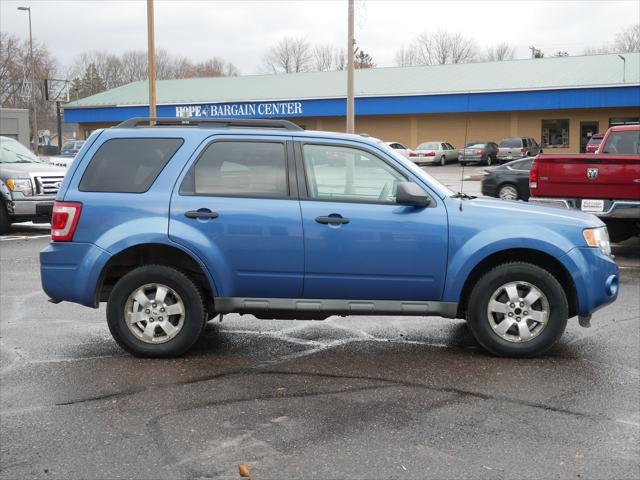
40,118,619,358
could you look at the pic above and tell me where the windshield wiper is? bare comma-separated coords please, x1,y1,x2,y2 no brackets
451,192,476,199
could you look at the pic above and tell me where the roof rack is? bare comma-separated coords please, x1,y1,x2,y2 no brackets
116,117,304,131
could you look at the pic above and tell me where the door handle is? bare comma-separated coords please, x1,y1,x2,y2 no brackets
315,215,349,225
185,209,219,219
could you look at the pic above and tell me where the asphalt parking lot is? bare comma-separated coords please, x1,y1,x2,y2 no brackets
1,167,638,479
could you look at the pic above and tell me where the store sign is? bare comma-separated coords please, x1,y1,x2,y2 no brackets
175,101,303,118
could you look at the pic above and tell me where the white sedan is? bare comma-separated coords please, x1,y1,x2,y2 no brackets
410,141,459,166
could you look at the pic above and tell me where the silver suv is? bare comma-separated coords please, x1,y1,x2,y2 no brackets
497,137,542,163
0,136,66,234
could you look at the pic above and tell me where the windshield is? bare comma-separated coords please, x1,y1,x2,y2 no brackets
0,137,42,164
376,142,454,198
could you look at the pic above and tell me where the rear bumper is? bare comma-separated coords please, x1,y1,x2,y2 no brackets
529,197,640,219
40,242,111,307
562,247,619,316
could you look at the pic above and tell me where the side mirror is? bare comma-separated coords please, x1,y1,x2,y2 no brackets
396,182,431,208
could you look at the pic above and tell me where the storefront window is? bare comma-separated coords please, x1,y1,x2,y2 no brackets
541,119,569,148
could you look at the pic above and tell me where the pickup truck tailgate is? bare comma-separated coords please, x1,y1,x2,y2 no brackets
535,155,640,200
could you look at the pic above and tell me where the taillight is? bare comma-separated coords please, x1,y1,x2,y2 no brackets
475,149,482,155
51,201,82,242
426,151,436,156
409,151,416,157
520,147,525,154
529,159,539,192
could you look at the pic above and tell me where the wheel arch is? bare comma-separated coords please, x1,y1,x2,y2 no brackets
455,248,579,320
96,242,217,312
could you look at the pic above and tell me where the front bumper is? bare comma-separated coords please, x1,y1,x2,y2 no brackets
562,246,619,316
529,197,640,219
6,196,56,219
40,242,111,307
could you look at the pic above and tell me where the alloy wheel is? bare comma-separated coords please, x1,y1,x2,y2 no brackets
487,281,549,343
124,283,185,344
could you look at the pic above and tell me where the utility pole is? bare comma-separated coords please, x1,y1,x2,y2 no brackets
146,0,157,118
618,54,626,83
346,0,355,133
18,6,37,152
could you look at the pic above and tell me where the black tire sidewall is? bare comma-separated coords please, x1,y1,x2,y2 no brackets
0,201,11,234
107,265,205,358
466,263,568,357
441,155,446,166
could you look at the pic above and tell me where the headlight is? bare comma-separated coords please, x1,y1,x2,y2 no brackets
6,178,33,196
583,227,611,256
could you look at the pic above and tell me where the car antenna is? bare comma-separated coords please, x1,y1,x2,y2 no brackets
459,91,471,211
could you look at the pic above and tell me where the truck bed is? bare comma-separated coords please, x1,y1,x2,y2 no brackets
532,154,640,200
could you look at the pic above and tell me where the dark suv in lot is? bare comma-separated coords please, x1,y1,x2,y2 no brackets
40,118,618,358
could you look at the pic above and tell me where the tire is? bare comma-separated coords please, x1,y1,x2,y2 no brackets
498,184,519,201
107,265,206,358
460,161,467,167
486,155,493,166
440,155,446,166
466,262,568,357
0,201,11,235
605,219,639,243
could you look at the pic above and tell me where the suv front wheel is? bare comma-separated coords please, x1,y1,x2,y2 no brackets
466,262,568,357
107,265,206,357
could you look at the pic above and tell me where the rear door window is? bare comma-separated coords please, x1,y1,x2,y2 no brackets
79,138,184,193
180,141,288,197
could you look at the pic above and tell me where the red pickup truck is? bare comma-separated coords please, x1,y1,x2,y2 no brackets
529,125,640,242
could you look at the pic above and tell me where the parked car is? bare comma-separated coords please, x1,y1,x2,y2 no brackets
60,140,85,157
41,117,619,359
529,125,640,242
384,141,412,158
481,157,534,201
497,137,542,163
410,141,458,166
585,133,604,154
0,136,66,234
459,141,499,166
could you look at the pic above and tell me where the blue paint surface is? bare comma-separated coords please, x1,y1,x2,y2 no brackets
64,86,640,123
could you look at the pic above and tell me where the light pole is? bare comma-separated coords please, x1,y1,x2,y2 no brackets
18,6,38,153
346,0,355,133
618,54,626,83
146,0,157,118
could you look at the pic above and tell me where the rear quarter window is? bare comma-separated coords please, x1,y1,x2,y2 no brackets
79,138,184,193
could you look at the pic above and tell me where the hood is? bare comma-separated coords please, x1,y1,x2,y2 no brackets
0,162,67,179
456,196,602,228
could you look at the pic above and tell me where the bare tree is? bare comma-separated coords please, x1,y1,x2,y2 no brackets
614,23,640,53
334,48,346,71
119,50,148,83
399,29,477,65
395,44,420,66
1,32,59,126
262,36,312,73
483,42,515,62
312,44,336,72
68,51,123,89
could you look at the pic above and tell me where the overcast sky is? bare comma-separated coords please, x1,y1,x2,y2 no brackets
2,0,638,75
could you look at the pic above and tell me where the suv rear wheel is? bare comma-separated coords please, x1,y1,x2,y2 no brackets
107,265,206,357
466,262,568,357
